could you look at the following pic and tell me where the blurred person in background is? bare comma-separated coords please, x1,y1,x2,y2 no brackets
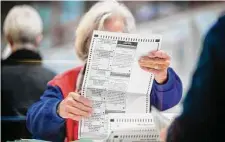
160,14,225,142
1,5,56,141
26,1,182,141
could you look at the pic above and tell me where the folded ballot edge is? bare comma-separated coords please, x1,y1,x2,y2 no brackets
151,106,171,134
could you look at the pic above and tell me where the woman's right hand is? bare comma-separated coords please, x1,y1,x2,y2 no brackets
57,92,93,121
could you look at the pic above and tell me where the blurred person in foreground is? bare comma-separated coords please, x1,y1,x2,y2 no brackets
160,14,225,142
1,5,56,141
26,1,182,141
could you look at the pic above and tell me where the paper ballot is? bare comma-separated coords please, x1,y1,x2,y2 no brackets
151,106,172,134
78,30,163,140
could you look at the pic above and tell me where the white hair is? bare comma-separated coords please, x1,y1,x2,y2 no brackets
3,5,43,45
75,1,136,61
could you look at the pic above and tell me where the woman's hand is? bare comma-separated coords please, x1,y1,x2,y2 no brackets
57,92,93,121
138,50,171,84
160,127,168,142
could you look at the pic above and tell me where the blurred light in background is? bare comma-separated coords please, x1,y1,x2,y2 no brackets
135,3,157,21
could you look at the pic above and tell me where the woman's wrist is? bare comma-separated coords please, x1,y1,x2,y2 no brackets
154,70,168,84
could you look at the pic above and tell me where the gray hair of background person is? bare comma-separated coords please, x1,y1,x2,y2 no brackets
3,5,43,48
75,1,136,62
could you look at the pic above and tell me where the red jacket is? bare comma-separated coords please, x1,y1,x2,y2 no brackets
48,66,82,142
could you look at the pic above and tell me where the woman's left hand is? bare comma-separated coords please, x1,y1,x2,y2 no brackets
138,50,171,84
160,127,168,142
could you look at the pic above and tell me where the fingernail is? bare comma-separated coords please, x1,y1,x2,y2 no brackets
139,59,144,62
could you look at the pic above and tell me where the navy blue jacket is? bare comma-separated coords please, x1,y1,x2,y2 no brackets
167,15,225,142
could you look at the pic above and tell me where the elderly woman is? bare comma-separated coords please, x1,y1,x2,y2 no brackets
27,1,182,141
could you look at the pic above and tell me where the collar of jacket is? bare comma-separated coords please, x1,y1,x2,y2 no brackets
1,48,42,66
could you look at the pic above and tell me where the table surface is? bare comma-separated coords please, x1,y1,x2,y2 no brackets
7,139,101,142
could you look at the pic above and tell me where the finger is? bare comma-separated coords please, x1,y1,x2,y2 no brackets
147,50,158,58
147,68,161,75
160,128,167,142
67,113,82,121
75,101,93,113
139,61,168,70
139,56,149,62
140,66,149,72
69,92,92,107
140,66,161,75
66,105,91,117
79,95,93,107
153,50,171,60
139,56,168,65
66,98,93,113
69,92,80,100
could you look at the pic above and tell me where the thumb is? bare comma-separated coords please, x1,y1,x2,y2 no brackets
160,128,167,142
